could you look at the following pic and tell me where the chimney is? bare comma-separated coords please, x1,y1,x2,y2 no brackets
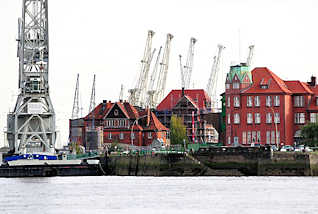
311,76,316,86
182,87,185,97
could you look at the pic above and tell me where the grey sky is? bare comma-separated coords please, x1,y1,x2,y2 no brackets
0,0,317,147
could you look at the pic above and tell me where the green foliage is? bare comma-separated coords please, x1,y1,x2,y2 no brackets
301,122,318,147
170,115,189,145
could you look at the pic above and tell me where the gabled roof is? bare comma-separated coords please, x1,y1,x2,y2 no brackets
84,102,113,120
242,67,292,94
143,112,168,131
157,89,210,111
284,81,313,94
104,102,130,119
173,95,199,110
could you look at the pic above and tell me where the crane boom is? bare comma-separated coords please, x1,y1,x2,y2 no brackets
128,30,155,107
154,33,174,107
206,44,225,111
88,74,96,114
246,45,255,67
72,74,80,119
180,37,197,89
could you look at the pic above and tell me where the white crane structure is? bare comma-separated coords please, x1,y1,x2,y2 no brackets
180,37,197,89
128,30,155,107
246,45,255,67
88,74,96,114
147,46,162,108
151,33,174,108
206,45,225,111
71,74,80,119
6,0,56,154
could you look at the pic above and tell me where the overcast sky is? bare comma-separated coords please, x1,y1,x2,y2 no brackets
1,0,318,147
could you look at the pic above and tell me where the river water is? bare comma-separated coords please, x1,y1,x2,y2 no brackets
0,176,317,214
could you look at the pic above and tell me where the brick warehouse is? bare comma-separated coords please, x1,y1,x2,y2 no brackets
225,64,318,147
69,100,168,148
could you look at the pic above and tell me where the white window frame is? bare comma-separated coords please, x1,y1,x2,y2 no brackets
266,131,270,144
119,132,124,140
131,132,135,139
227,96,230,107
294,96,304,107
234,113,240,124
257,131,261,143
234,96,240,107
271,131,275,145
295,112,305,124
310,113,317,123
255,96,260,107
247,96,253,107
277,131,280,145
227,113,231,124
148,132,152,139
228,136,231,145
316,96,318,106
274,96,280,106
252,131,256,143
266,113,272,124
247,131,251,144
226,83,230,89
274,113,280,124
108,132,112,140
255,113,261,124
242,132,247,144
247,113,253,124
233,82,240,89
266,96,272,107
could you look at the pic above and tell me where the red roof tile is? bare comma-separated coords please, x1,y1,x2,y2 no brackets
157,89,211,111
284,81,313,94
242,67,292,94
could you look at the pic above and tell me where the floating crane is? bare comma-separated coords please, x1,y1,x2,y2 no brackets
128,30,155,107
180,37,197,89
72,74,80,119
206,45,225,111
7,0,56,154
153,33,174,108
246,45,255,68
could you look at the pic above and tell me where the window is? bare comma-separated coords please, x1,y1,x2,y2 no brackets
233,82,240,89
108,132,112,140
234,96,240,107
252,131,256,143
295,113,305,124
120,132,124,140
266,113,272,124
242,132,247,144
255,113,261,124
226,84,230,89
274,96,280,106
277,131,280,145
227,97,230,107
255,96,260,107
266,131,270,144
316,97,318,106
247,131,251,144
228,136,231,145
234,113,240,124
260,85,268,89
234,137,239,145
266,96,272,107
274,113,280,124
310,113,318,123
294,96,304,107
257,131,261,143
148,132,152,139
227,114,231,124
247,96,253,107
247,113,253,124
271,131,275,144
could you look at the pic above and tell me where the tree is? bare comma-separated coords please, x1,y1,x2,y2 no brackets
170,115,189,145
301,122,318,147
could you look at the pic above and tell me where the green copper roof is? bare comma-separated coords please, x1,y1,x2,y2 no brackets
227,64,252,83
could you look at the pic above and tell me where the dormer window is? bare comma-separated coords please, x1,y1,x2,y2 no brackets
260,78,270,89
260,85,268,89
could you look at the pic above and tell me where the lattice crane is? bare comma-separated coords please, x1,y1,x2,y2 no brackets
88,74,96,114
180,37,197,89
153,33,174,108
206,44,225,111
7,0,56,154
128,30,155,107
147,46,162,108
246,45,255,67
72,74,80,119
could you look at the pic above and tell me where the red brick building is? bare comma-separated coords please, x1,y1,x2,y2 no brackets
225,65,318,147
69,100,168,148
156,89,218,143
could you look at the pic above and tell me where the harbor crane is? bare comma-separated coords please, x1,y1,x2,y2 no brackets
206,45,225,111
180,37,197,89
7,0,56,154
72,74,80,119
152,33,174,108
128,30,155,107
147,46,162,108
88,74,96,114
246,45,255,68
